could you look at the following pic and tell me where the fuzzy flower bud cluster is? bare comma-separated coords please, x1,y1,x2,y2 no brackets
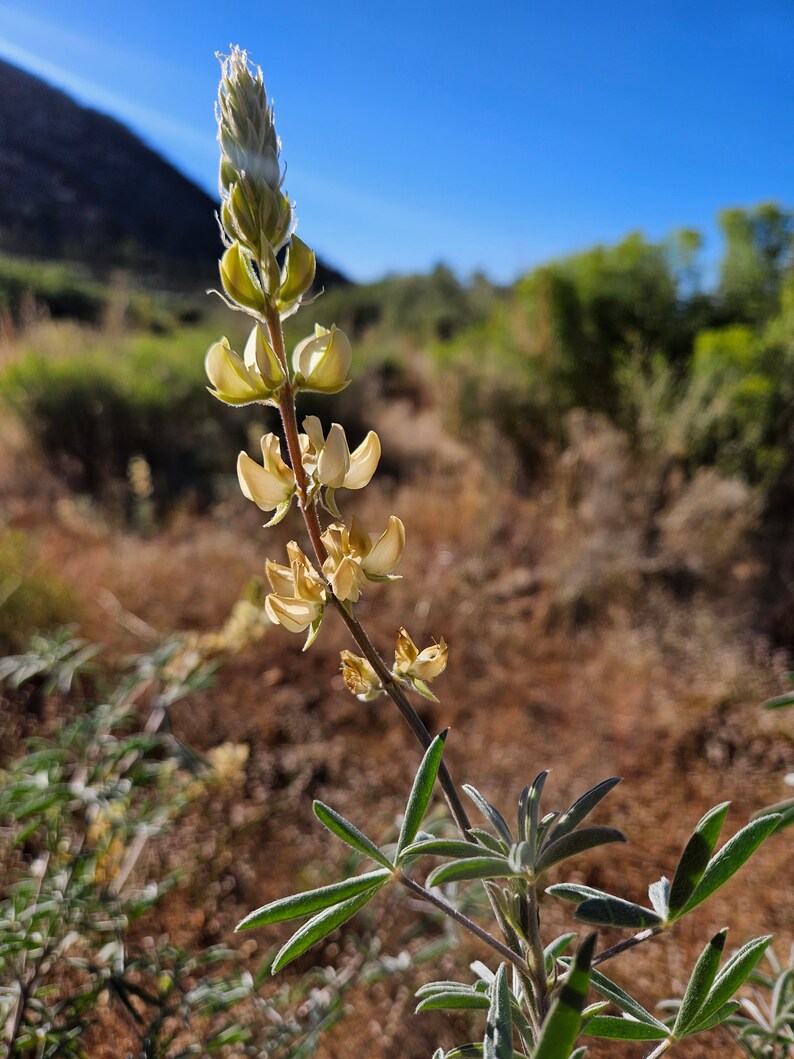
207,47,449,694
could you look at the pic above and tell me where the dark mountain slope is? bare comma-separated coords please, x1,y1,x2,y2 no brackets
0,60,346,290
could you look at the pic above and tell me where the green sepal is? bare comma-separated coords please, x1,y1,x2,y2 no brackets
673,928,728,1036
313,800,393,869
408,676,439,701
668,802,730,916
680,814,782,916
302,614,324,652
263,497,293,528
236,868,390,930
532,933,596,1059
535,826,626,874
271,888,380,973
323,487,342,518
395,731,447,861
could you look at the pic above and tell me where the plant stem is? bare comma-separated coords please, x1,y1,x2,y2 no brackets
525,883,549,1020
644,1038,674,1058
397,871,530,978
593,927,663,966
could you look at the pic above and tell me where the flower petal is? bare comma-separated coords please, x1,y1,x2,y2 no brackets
362,516,405,576
316,424,350,488
265,594,321,633
343,431,381,490
237,451,294,511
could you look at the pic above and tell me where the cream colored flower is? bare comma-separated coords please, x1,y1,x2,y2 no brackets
205,336,283,406
320,516,405,603
242,325,287,392
300,417,381,491
340,650,382,701
292,324,352,393
237,434,294,514
394,627,449,683
265,542,326,638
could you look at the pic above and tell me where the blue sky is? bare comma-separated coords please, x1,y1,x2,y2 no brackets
1,1,792,283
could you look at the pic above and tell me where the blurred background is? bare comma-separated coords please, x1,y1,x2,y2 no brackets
0,4,792,1057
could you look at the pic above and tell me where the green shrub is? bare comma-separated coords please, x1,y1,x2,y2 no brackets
0,530,80,651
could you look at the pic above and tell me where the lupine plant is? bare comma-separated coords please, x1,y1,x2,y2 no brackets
208,48,783,1058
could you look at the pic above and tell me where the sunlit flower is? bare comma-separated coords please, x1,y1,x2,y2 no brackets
205,335,283,406
320,516,405,603
300,417,381,491
264,542,326,639
394,627,448,684
292,325,352,393
340,650,382,701
237,434,295,515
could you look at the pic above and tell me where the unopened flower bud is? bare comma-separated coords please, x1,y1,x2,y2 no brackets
292,325,352,394
242,325,286,392
220,242,265,311
278,235,316,313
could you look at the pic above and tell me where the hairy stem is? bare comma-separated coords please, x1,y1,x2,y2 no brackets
398,871,530,978
525,883,549,1020
644,1039,674,1058
593,927,663,967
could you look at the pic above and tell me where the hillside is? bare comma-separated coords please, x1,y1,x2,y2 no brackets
0,59,346,290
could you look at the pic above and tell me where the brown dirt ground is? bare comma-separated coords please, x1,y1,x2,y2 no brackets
2,404,792,1059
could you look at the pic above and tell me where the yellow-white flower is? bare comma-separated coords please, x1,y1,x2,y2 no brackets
292,324,352,393
339,650,382,701
300,417,381,491
237,434,295,516
205,335,284,406
394,627,448,684
265,542,326,637
320,516,405,603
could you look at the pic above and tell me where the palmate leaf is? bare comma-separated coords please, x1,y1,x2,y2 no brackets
584,1017,667,1041
680,814,782,916
693,935,772,1029
532,933,596,1059
484,963,513,1059
235,869,391,930
271,887,383,973
546,778,622,844
312,800,393,869
534,826,625,874
688,999,741,1034
463,785,514,845
673,928,727,1036
395,730,448,862
428,856,520,887
667,802,730,916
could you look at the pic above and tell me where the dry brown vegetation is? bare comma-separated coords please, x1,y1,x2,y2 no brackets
1,327,792,1058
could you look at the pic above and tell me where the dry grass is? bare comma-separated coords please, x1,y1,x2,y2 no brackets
1,354,791,1058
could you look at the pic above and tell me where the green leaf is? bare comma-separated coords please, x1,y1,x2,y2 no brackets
694,935,772,1028
271,889,379,973
400,838,485,861
463,784,514,844
547,778,622,843
544,933,578,973
427,856,520,887
569,1049,588,1059
396,731,447,862
681,814,782,916
417,980,481,997
668,802,730,916
235,869,390,930
417,991,490,1013
532,933,596,1059
535,826,625,874
518,785,531,844
574,896,662,929
673,928,728,1036
686,999,741,1034
313,801,393,869
484,963,513,1059
583,1017,667,1041
752,799,794,831
587,967,668,1029
762,690,794,709
527,770,550,853
469,827,509,854
546,883,610,905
